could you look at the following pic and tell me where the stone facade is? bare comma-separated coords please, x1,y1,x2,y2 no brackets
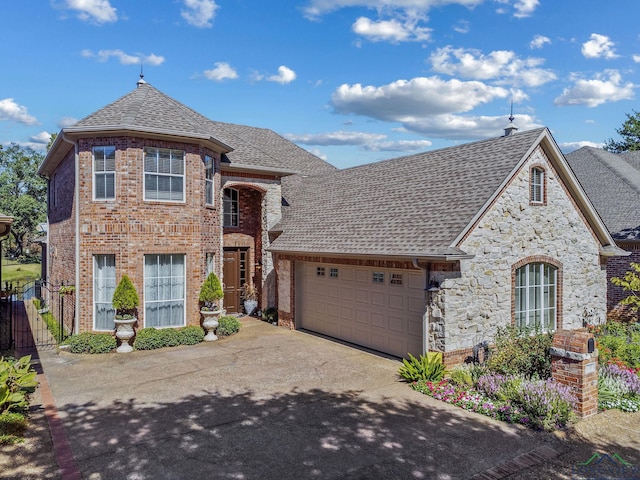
430,146,607,360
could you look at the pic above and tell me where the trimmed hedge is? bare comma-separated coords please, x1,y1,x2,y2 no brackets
217,316,241,337
65,332,117,354
133,326,205,350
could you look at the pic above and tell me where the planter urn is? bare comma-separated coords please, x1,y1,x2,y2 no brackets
114,317,136,353
201,308,222,341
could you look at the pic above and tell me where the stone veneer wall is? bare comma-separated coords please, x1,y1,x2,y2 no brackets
431,145,607,360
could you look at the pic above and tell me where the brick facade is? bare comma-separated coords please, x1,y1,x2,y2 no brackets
606,240,640,322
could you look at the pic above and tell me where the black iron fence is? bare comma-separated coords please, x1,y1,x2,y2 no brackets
0,280,74,352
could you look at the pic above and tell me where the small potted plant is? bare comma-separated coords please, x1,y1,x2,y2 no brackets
242,283,258,315
199,272,224,341
112,274,139,353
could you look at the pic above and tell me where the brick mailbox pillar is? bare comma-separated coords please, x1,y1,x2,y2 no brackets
550,330,599,418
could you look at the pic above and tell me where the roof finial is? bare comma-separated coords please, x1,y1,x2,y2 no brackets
137,63,147,87
504,100,518,136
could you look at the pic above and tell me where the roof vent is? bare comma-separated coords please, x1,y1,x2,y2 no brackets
503,102,518,136
137,65,146,87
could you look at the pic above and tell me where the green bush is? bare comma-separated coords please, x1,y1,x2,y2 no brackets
0,411,27,444
178,326,205,345
199,273,224,309
594,321,640,370
134,326,206,350
448,364,473,387
65,332,117,354
217,316,241,337
0,356,38,414
486,326,553,379
112,275,139,319
398,352,445,382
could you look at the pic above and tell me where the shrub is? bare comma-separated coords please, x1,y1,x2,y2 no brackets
486,325,553,379
0,356,38,413
0,412,27,444
398,352,445,382
178,326,205,345
515,379,577,430
594,321,640,370
199,273,224,309
611,262,640,312
448,364,474,387
598,364,640,412
133,328,163,350
112,275,139,319
477,373,523,402
65,333,117,354
217,316,241,337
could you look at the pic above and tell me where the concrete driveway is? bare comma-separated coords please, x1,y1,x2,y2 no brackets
35,318,561,480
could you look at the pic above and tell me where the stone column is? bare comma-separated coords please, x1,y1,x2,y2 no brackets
550,330,599,418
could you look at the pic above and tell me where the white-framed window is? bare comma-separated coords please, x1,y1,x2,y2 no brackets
223,188,239,227
93,146,116,200
515,262,557,331
94,254,116,330
373,272,385,284
144,254,185,327
205,155,214,205
390,273,403,285
530,167,545,204
144,147,185,202
206,252,215,276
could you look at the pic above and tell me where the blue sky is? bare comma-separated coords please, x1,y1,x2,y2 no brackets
1,0,640,168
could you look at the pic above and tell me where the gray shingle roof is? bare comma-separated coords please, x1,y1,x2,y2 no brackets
565,147,640,240
72,82,335,176
270,128,547,258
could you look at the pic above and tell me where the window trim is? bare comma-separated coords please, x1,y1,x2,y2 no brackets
530,165,546,205
92,146,116,201
223,187,239,227
205,155,214,206
512,257,562,332
143,147,186,203
143,254,186,328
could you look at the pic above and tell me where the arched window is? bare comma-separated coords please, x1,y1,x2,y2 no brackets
515,262,557,331
530,166,545,204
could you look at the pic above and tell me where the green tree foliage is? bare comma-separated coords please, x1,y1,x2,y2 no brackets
0,144,47,258
611,262,640,312
604,110,640,153
112,275,140,318
199,272,224,307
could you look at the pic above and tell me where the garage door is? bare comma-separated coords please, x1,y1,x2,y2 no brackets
296,262,425,358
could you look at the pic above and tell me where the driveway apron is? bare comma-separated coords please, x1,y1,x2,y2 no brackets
38,318,560,479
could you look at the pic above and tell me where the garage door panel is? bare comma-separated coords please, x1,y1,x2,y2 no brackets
298,262,424,358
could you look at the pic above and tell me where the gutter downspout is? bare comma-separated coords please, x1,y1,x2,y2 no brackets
412,259,430,355
61,132,79,335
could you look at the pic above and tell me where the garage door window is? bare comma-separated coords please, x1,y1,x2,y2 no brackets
390,273,403,285
316,267,325,277
329,268,339,278
373,272,385,284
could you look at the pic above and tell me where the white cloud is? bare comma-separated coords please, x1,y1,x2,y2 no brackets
303,0,483,20
554,70,635,107
81,49,165,66
58,117,78,128
285,131,387,146
181,0,219,28
529,34,551,49
0,98,38,125
512,0,539,18
363,139,433,152
352,16,431,42
63,0,117,24
331,76,509,119
633,54,640,63
453,20,470,34
267,66,297,84
559,140,604,153
429,46,556,87
203,62,238,81
29,131,52,145
582,33,619,59
401,113,542,139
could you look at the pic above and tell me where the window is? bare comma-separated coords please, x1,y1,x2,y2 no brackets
223,188,239,227
144,254,185,327
316,267,325,277
144,147,185,201
93,146,116,200
515,262,557,331
329,268,339,278
94,255,116,330
206,253,215,276
390,273,403,285
205,155,214,205
373,272,385,284
530,167,545,204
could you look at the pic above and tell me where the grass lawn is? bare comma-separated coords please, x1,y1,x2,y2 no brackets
1,261,41,286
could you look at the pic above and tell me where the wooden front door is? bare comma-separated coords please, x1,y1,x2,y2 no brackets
223,248,247,313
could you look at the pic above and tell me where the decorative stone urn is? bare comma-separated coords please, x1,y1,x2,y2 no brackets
201,308,222,341
114,317,137,353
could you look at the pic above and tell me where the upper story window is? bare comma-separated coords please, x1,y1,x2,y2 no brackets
205,155,214,205
93,146,116,200
530,166,545,205
144,147,185,202
223,188,239,227
515,262,557,332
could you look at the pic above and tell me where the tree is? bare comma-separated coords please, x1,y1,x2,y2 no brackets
604,110,640,153
611,263,640,312
0,144,47,258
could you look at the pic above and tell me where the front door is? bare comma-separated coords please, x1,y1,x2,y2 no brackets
223,248,247,313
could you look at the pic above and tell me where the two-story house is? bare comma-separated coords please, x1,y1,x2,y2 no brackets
38,78,335,335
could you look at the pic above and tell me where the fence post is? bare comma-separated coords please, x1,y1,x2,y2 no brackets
550,330,599,418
